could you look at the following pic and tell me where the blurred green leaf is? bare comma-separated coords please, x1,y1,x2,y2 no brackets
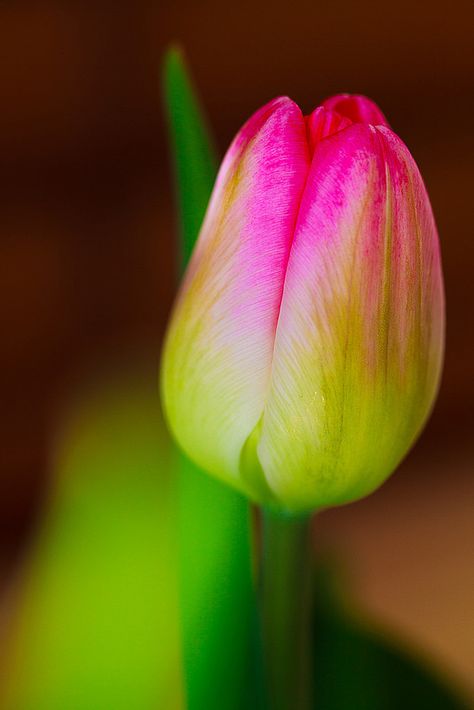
313,564,470,710
0,365,183,710
162,47,257,709
162,45,218,267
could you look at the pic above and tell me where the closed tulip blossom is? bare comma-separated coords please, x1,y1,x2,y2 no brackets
161,93,444,514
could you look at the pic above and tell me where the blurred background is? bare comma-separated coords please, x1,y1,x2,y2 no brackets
0,0,473,703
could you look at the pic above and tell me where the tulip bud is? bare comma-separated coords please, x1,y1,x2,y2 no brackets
161,93,444,514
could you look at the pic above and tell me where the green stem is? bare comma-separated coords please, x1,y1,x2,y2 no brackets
259,508,314,710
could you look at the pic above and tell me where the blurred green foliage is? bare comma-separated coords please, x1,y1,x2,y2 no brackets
0,366,183,709
313,565,470,710
162,46,218,268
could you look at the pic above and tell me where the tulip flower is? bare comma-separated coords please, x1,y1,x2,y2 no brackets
161,93,444,514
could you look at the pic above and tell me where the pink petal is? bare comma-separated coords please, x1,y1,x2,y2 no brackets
305,106,353,154
162,97,310,498
322,93,390,127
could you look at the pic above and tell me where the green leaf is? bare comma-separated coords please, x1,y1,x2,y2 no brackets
162,46,218,268
0,365,184,710
313,564,470,710
177,458,258,709
162,46,257,710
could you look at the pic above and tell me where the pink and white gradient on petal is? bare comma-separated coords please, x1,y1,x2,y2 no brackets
162,96,310,498
161,92,445,513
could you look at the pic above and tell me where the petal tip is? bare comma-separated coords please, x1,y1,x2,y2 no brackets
321,93,390,128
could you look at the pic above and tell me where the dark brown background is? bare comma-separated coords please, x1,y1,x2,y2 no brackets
0,0,473,691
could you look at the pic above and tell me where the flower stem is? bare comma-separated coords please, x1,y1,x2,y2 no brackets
259,508,313,710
